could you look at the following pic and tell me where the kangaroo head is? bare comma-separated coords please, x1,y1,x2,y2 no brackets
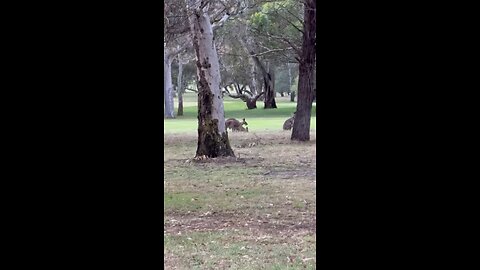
242,118,248,126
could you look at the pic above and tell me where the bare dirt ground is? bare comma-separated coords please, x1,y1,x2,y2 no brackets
164,131,316,269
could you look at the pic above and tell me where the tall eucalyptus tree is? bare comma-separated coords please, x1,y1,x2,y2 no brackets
186,0,248,158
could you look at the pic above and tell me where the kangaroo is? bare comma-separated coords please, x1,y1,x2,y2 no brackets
225,118,248,131
233,126,249,132
283,113,296,130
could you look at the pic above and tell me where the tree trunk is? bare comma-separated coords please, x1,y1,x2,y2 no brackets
263,71,277,108
246,99,257,109
250,56,276,109
249,58,258,95
177,57,184,116
188,0,234,158
164,52,175,118
287,63,292,94
239,37,273,106
291,0,316,141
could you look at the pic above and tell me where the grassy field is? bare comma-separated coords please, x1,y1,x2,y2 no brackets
165,93,316,133
164,93,317,269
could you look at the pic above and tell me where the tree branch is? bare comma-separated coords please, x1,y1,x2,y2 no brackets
212,13,230,30
227,93,249,101
252,48,294,57
185,87,198,93
253,91,265,102
284,7,304,26
262,30,302,56
166,41,193,59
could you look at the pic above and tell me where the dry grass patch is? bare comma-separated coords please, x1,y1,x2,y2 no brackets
164,131,316,269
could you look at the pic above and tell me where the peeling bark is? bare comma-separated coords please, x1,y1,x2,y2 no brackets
188,0,234,158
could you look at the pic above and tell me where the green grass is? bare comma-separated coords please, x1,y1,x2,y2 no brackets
165,93,316,133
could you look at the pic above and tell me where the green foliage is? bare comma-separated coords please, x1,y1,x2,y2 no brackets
249,12,269,31
247,0,303,64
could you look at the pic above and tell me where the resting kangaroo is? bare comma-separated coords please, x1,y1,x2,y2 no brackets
283,113,296,130
225,118,248,131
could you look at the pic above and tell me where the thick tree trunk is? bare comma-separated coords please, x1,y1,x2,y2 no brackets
291,0,316,141
188,1,234,158
164,52,175,118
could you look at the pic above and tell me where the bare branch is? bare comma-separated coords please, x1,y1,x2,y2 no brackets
185,87,198,93
251,27,301,56
284,7,304,26
278,13,304,34
253,91,265,102
227,93,249,101
252,48,294,57
166,41,193,59
212,13,230,30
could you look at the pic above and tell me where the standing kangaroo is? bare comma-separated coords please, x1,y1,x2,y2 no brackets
226,118,248,131
283,113,296,130
233,126,249,132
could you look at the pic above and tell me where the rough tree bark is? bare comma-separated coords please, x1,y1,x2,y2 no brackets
291,0,316,141
188,0,235,158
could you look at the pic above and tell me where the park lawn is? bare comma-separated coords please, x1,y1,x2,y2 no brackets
164,93,317,268
165,93,316,133
164,132,316,269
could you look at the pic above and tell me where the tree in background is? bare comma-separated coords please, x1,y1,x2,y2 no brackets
175,53,195,116
246,0,304,108
164,0,191,118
